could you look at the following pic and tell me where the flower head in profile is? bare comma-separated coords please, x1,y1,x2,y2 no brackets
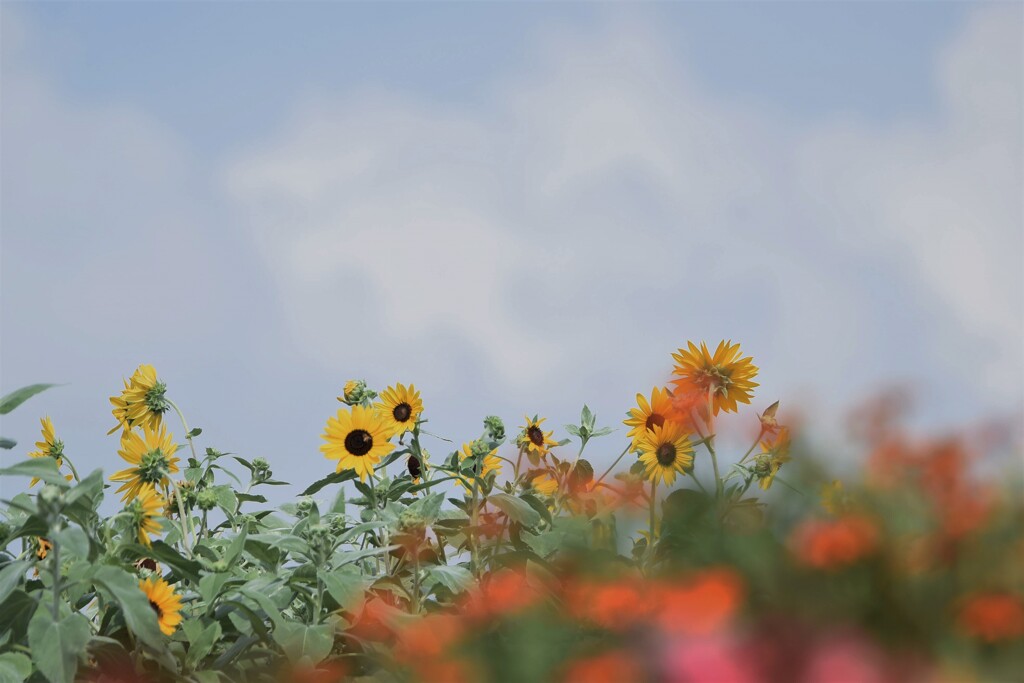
320,404,395,481
374,383,423,437
529,471,559,497
459,441,501,492
518,416,558,459
338,379,377,406
110,423,180,502
108,364,170,435
623,387,673,451
33,537,52,561
128,485,166,547
636,421,694,487
27,417,72,487
671,341,758,415
754,426,791,491
139,576,183,635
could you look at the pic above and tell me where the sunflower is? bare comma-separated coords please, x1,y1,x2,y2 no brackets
108,364,170,435
636,421,695,487
320,404,395,481
33,537,52,561
755,426,791,491
129,485,166,546
27,417,72,487
110,423,180,502
530,471,559,497
459,442,501,492
519,416,558,458
671,341,758,415
407,454,426,483
623,387,674,451
139,576,183,636
374,383,423,437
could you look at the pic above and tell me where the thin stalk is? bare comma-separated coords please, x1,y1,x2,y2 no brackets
169,478,194,556
647,480,657,567
167,399,200,544
705,387,723,498
593,445,631,487
469,473,481,578
411,541,421,614
49,533,61,620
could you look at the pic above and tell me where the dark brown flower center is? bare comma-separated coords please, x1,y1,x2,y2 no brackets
527,426,545,447
149,600,163,619
393,402,412,423
646,413,665,431
344,429,373,456
656,443,677,466
407,456,422,478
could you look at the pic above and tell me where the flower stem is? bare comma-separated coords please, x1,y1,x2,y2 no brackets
706,387,723,498
167,400,199,547
169,478,194,557
49,531,61,620
593,445,631,487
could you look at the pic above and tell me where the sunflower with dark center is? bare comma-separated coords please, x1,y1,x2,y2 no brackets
108,364,170,435
320,404,395,481
623,387,674,451
637,421,695,486
375,382,424,437
671,340,759,415
110,423,180,502
407,455,424,482
139,576,183,635
520,416,558,458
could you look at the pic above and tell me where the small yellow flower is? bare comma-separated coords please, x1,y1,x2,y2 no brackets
374,383,424,437
110,423,180,502
26,417,71,487
519,416,558,458
108,364,170,435
320,404,395,481
636,421,694,487
129,485,166,547
756,426,791,491
671,340,759,415
459,442,501,492
139,576,183,636
623,387,673,451
530,472,559,497
33,537,52,561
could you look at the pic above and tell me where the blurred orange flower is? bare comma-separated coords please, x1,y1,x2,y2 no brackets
791,516,879,571
561,651,644,683
461,569,543,621
566,578,650,631
956,593,1024,643
652,567,745,636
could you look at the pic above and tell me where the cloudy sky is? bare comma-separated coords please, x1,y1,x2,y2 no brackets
2,2,1021,502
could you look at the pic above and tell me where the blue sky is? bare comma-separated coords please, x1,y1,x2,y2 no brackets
1,2,1020,504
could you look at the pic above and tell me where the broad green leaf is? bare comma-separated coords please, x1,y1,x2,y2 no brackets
0,458,70,486
185,620,223,669
301,469,357,496
0,590,35,641
55,527,89,558
0,652,31,683
0,437,16,449
63,469,105,507
28,606,91,683
425,564,473,595
0,560,29,605
403,491,444,525
273,622,334,666
89,566,165,649
319,569,367,612
132,541,203,583
489,492,541,527
0,383,60,414
223,528,248,566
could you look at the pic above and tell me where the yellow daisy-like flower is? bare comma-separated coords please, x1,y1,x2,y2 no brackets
320,404,395,482
623,387,674,450
374,383,423,437
34,537,52,561
530,471,558,497
519,416,558,458
636,421,695,487
110,423,180,502
139,576,183,636
755,426,791,491
129,485,166,547
671,340,759,415
459,442,501,492
27,417,71,487
108,364,170,435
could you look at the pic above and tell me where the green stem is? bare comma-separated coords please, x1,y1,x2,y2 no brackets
49,531,61,620
705,387,723,498
412,541,421,614
169,478,194,557
593,445,631,487
647,480,657,567
167,399,200,545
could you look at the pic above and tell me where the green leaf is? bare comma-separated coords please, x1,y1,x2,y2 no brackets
133,541,203,583
319,569,367,612
28,606,91,683
0,590,35,641
89,566,165,649
0,652,32,683
424,564,473,595
0,458,70,486
488,492,541,527
0,383,60,415
301,469,357,496
184,620,222,669
224,528,248,566
403,491,444,525
0,437,16,449
273,622,334,666
55,527,89,558
0,561,29,607
212,486,237,518
63,469,105,508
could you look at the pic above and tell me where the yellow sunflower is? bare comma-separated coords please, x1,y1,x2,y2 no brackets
374,383,423,437
671,340,759,415
34,537,52,561
636,421,695,487
755,426,791,491
139,577,183,636
27,417,72,487
529,471,559,497
108,364,170,435
129,485,166,546
623,387,674,451
519,416,558,458
110,423,180,502
459,442,501,492
320,404,395,481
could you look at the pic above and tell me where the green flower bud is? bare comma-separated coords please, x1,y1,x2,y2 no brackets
196,489,218,512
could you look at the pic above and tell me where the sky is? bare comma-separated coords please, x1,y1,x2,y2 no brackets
1,1,1021,505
